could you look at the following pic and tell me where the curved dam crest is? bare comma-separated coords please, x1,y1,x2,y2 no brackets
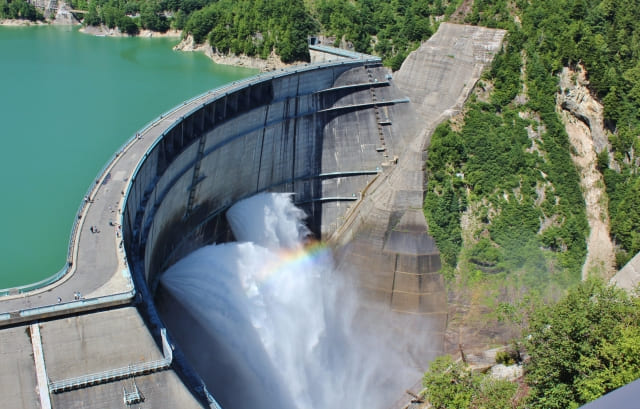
0,23,507,409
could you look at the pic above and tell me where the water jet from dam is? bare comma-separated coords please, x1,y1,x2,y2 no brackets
159,193,430,409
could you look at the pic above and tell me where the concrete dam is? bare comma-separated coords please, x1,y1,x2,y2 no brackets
0,23,506,409
132,56,426,409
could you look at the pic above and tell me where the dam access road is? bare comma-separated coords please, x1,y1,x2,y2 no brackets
0,23,509,409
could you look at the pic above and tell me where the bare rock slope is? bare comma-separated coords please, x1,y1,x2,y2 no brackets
557,65,616,280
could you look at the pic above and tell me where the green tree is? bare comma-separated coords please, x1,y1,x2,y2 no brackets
140,0,169,32
610,178,640,265
171,9,187,30
84,1,101,26
525,279,640,408
101,5,123,29
6,0,40,20
118,15,139,35
423,356,474,409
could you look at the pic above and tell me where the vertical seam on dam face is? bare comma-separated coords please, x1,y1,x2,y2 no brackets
257,100,270,192
292,75,300,192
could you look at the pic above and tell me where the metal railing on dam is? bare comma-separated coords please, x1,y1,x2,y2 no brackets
0,51,382,325
49,328,173,393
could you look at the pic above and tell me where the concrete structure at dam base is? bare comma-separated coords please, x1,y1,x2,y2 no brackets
0,23,526,409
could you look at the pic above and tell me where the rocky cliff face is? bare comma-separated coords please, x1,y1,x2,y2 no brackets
557,66,609,152
557,65,616,279
173,35,290,72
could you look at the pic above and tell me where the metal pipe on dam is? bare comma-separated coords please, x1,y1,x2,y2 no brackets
121,56,418,408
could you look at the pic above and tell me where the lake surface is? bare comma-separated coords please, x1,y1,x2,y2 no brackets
0,25,256,289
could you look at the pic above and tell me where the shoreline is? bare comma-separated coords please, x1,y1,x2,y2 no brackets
1,18,291,72
173,35,292,72
79,24,182,38
0,19,48,26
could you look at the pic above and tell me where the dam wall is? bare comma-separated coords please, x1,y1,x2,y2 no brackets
118,26,508,404
119,55,426,409
121,59,411,289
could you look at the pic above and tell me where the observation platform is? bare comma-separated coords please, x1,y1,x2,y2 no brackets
309,43,369,60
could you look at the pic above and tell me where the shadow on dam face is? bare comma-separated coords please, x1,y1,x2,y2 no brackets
122,60,442,409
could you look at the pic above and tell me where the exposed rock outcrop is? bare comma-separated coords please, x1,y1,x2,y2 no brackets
80,24,181,38
558,67,608,152
0,18,46,26
173,35,290,72
557,65,616,280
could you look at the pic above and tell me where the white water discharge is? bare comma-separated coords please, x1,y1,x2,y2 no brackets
161,193,425,409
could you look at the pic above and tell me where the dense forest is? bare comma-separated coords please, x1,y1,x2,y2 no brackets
2,0,461,65
0,0,43,20
420,0,640,407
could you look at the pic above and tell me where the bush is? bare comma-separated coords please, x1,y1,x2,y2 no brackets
423,355,523,409
525,279,640,408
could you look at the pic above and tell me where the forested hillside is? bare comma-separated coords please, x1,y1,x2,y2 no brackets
0,0,42,20
311,0,461,68
425,0,640,294
423,279,640,409
420,0,640,407
2,0,462,65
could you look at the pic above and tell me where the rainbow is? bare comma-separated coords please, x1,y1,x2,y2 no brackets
254,240,332,286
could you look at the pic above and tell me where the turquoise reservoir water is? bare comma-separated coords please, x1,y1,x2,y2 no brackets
0,25,257,289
